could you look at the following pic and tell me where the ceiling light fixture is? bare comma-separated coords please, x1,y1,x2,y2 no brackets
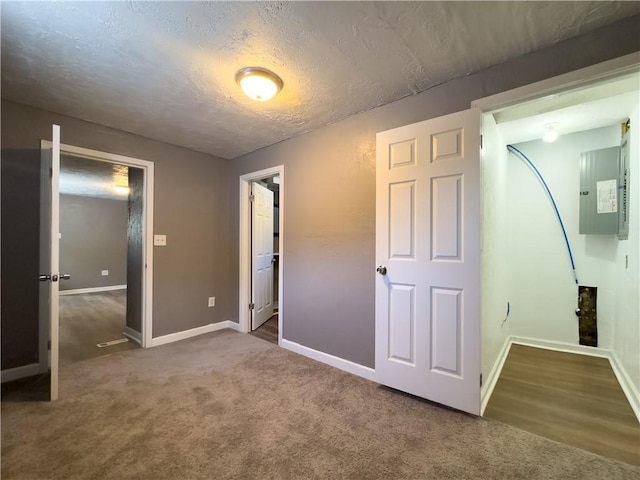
235,67,283,102
542,123,560,143
113,180,129,195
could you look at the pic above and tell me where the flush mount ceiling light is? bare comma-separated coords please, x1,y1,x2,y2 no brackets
235,67,283,101
542,123,560,143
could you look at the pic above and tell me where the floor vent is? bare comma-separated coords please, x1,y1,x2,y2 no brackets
97,338,129,348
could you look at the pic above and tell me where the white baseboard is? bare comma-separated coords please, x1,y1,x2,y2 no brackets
510,336,611,358
123,326,142,346
1,363,44,383
150,321,234,347
481,338,512,415
280,339,376,382
610,351,640,423
59,285,127,296
226,321,242,332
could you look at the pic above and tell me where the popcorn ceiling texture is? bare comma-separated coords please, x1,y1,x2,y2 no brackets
1,1,638,159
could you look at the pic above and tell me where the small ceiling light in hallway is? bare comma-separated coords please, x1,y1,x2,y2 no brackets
235,67,283,101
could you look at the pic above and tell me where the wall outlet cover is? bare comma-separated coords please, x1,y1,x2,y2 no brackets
101,270,109,276
154,234,167,246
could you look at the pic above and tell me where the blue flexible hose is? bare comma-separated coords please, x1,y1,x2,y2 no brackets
507,144,579,285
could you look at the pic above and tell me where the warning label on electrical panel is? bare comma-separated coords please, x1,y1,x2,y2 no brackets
597,179,617,214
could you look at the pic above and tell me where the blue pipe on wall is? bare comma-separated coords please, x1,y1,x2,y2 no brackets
507,144,579,285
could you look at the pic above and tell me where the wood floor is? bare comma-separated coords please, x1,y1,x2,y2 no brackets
59,290,138,365
248,314,278,345
484,344,640,466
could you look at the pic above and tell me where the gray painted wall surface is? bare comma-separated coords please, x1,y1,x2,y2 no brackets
1,150,41,369
1,101,232,368
59,194,127,291
229,16,640,368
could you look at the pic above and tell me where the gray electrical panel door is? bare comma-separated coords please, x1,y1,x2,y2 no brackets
579,146,620,234
618,129,630,240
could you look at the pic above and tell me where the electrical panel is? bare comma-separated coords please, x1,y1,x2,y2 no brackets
579,146,621,234
618,123,630,240
579,120,632,237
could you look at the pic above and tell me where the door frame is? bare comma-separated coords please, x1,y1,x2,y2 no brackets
239,165,284,341
40,140,155,353
472,53,639,115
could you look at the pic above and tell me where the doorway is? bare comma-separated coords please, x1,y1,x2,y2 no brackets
477,64,640,464
57,153,142,365
239,166,284,344
248,175,280,345
38,137,155,400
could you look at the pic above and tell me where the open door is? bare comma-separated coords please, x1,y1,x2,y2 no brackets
375,109,481,415
251,181,274,330
39,124,69,401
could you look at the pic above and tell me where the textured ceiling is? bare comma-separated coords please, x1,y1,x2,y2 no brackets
2,2,639,159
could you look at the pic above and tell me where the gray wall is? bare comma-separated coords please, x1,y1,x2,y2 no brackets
1,149,41,369
59,194,128,291
229,16,640,368
1,100,232,369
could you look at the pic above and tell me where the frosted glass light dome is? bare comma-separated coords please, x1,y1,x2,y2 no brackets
236,67,283,102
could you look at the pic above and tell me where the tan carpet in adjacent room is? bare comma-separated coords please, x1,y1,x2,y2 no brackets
2,330,639,480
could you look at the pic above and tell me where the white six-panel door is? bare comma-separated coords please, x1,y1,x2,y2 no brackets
375,109,481,415
251,182,275,330
39,125,61,401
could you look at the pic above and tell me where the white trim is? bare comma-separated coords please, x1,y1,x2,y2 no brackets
123,326,142,346
472,53,640,113
51,142,155,349
59,285,127,296
281,339,377,382
1,363,43,383
610,351,640,422
510,336,611,358
239,165,284,342
480,338,512,416
149,321,233,347
226,321,242,332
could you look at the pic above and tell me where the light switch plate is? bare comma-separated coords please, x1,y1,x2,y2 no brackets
208,297,216,307
154,234,167,246
101,270,109,276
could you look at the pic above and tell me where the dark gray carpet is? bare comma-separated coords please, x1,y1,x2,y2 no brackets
2,330,639,479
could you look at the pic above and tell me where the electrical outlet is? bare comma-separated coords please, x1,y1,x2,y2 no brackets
101,270,109,276
208,297,215,307
154,234,167,246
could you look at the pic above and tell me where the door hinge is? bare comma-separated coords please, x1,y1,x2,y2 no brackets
49,167,53,179
480,135,483,150
480,373,483,387
249,303,255,310
249,194,255,202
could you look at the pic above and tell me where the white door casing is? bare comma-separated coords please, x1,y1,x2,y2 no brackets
251,182,275,330
375,109,481,415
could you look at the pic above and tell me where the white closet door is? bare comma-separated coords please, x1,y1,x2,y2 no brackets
375,109,481,415
251,182,274,330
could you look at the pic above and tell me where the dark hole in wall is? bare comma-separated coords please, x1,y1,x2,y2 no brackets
578,285,598,347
